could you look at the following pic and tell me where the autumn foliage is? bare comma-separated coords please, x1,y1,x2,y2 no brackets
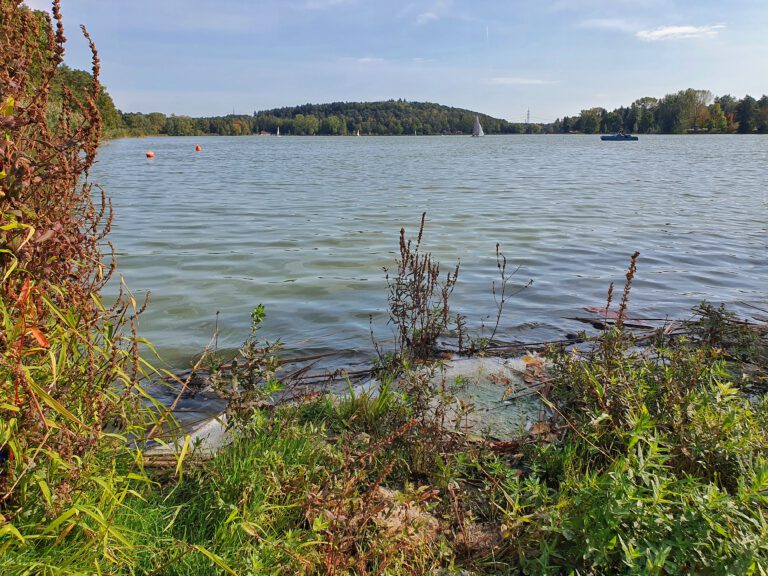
0,0,144,508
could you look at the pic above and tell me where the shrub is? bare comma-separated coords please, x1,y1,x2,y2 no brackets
384,212,459,360
488,255,768,574
1,2,156,571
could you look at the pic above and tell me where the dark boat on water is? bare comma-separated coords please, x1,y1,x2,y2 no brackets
601,133,639,141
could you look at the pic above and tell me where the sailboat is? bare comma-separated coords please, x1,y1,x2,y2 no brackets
472,115,485,137
276,126,280,137
356,129,360,137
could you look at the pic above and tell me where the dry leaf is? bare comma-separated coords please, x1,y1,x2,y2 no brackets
531,422,550,435
28,327,50,349
522,354,545,367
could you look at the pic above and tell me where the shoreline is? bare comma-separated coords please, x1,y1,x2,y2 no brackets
104,130,764,140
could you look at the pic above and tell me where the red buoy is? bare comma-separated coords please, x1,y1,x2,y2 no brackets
146,150,155,158
195,144,201,152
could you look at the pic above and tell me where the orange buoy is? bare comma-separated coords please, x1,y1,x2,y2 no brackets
195,144,201,152
146,150,155,158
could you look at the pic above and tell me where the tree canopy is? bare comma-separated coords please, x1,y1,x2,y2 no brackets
548,88,768,135
48,66,768,138
105,100,525,137
251,100,523,135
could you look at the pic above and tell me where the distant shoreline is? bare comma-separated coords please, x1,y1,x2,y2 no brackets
105,131,760,141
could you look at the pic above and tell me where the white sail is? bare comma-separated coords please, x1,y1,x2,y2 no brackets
276,126,280,136
472,115,485,137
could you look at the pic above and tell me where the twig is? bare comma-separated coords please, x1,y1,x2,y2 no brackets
146,331,218,440
534,389,612,459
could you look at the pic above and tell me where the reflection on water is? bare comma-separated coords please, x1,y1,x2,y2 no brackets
94,135,767,369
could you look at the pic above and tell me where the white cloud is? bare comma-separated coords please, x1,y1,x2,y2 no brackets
299,0,355,10
22,0,51,10
412,0,452,25
341,56,386,64
578,18,635,33
636,24,725,41
416,11,439,25
488,77,558,86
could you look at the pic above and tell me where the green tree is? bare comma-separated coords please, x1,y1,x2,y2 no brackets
656,91,688,133
757,96,768,132
147,112,168,133
706,103,727,132
736,95,758,133
323,115,346,135
603,110,623,133
165,114,197,136
579,108,602,134
50,65,125,131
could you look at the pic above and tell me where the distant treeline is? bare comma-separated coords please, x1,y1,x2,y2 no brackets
250,101,523,135
112,100,523,137
109,90,768,138
53,64,768,137
550,89,768,134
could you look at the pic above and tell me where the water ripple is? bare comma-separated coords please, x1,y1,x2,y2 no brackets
95,135,768,368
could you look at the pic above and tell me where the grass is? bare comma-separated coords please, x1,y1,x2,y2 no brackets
485,296,768,574
11,298,764,575
3,269,766,576
109,384,470,575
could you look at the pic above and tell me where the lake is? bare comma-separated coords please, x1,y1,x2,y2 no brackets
94,135,767,370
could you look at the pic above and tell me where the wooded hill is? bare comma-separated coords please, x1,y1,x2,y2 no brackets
48,63,768,137
251,100,522,135
117,101,523,137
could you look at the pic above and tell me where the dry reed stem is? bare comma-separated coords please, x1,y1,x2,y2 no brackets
1,0,146,504
616,251,640,330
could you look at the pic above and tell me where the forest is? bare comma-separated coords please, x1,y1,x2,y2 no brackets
55,62,767,137
111,90,768,137
116,100,522,137
551,89,768,135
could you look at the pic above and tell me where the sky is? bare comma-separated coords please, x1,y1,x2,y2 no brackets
23,0,768,123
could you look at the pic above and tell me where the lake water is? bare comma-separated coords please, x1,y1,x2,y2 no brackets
94,135,767,370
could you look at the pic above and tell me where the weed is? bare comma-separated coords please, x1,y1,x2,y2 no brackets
385,212,460,361
484,254,768,574
209,304,284,424
0,5,228,575
473,243,532,353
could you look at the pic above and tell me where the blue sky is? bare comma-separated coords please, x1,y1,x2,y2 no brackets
25,0,768,122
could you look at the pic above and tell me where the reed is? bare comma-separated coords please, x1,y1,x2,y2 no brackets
385,212,460,361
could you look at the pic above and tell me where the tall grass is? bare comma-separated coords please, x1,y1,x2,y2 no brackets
0,2,164,573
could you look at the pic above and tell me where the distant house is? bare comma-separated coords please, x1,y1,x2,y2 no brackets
258,130,271,136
